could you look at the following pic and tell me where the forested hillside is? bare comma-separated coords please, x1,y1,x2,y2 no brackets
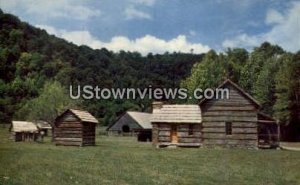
0,10,299,140
0,10,202,125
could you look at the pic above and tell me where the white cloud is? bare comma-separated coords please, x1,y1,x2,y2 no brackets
129,0,156,6
222,33,263,49
36,25,210,55
265,9,284,24
124,0,155,20
222,2,300,52
0,0,101,20
36,25,59,35
124,6,152,20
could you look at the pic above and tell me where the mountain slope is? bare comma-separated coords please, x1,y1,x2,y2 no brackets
0,10,203,124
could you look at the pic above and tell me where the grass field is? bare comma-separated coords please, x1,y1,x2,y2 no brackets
0,127,300,185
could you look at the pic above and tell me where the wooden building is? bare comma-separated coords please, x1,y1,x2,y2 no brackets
200,79,260,148
35,121,52,136
11,121,39,142
257,112,279,148
151,103,202,147
54,109,98,146
151,79,279,149
107,111,152,140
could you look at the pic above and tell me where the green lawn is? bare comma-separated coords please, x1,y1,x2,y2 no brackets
0,127,299,185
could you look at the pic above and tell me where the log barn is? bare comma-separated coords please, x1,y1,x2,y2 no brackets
151,103,202,147
54,109,98,146
107,111,152,140
10,121,39,142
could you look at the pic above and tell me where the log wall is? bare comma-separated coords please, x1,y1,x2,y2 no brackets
177,124,201,144
13,132,38,142
82,123,96,145
152,123,201,147
157,123,171,144
54,112,96,146
152,123,158,146
201,85,258,148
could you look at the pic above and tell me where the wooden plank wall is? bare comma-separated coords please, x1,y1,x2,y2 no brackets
201,85,258,148
54,112,83,146
152,123,158,146
13,132,37,142
177,124,201,144
108,113,141,133
152,123,201,146
82,123,95,145
157,123,171,143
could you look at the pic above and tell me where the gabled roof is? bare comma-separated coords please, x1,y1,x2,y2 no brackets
151,104,202,123
57,109,98,123
127,111,152,129
199,79,261,108
12,121,38,133
35,121,52,129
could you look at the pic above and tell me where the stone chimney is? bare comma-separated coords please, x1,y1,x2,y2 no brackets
152,101,163,113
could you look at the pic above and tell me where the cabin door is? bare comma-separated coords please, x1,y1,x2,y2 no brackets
171,125,178,143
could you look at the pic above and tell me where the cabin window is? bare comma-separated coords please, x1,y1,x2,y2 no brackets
188,124,194,135
225,122,232,135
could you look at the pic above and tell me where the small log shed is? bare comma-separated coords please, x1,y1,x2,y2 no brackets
35,121,52,136
54,109,98,146
10,121,39,142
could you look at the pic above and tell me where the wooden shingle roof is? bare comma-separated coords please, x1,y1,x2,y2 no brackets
12,121,38,132
69,109,98,123
35,121,52,129
151,104,202,123
127,111,152,129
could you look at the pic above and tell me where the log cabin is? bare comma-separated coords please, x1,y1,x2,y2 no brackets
10,121,39,142
151,103,202,147
200,79,261,148
151,79,279,149
107,111,152,141
54,109,98,146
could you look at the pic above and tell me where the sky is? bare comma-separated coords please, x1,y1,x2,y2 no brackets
0,0,299,55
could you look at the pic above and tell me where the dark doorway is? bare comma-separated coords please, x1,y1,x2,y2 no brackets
122,125,130,133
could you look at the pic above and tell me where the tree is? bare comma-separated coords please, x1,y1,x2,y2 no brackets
240,42,284,93
15,81,79,124
273,53,300,123
273,52,300,140
253,57,280,114
224,48,248,83
181,50,226,103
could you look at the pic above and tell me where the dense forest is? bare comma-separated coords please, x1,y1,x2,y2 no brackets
181,44,300,140
0,10,299,140
0,10,203,125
